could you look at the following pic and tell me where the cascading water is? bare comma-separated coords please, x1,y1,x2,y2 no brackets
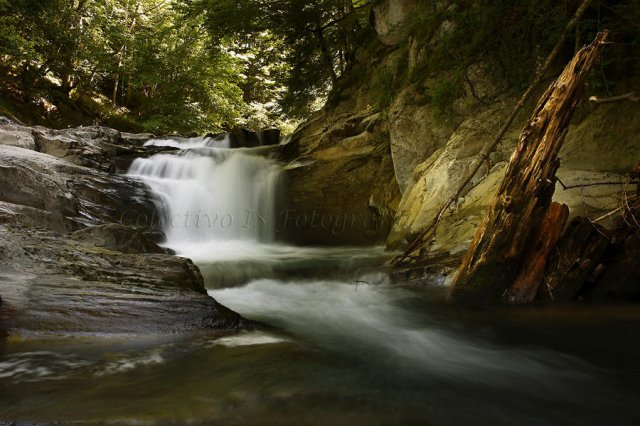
128,135,282,252
6,136,640,426
128,135,389,286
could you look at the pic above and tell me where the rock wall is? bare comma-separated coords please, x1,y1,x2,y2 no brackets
284,0,639,258
277,37,402,245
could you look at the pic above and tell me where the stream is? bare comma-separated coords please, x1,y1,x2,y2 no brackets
1,137,639,425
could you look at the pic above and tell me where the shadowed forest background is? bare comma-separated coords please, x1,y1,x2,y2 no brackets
1,0,638,134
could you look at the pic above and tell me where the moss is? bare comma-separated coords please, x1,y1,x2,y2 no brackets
431,76,464,117
370,44,410,110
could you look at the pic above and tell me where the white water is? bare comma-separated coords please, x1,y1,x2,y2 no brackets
128,136,282,247
210,277,594,392
4,135,639,424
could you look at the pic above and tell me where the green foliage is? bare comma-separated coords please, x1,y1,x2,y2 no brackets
0,0,373,131
3,0,636,133
190,0,372,118
432,77,463,117
372,68,397,109
399,0,640,116
0,0,247,133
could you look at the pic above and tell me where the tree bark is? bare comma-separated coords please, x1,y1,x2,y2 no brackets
314,28,338,85
503,202,569,303
449,31,609,306
536,217,611,302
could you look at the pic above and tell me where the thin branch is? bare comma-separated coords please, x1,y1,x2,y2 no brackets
589,92,639,103
592,206,623,223
303,1,373,34
561,180,639,190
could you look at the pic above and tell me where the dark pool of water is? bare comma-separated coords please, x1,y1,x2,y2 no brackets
1,246,640,425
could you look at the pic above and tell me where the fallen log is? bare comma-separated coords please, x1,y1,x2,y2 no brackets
449,31,609,306
503,202,569,304
536,217,611,302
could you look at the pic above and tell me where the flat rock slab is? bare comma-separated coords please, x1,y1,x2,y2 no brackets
0,225,250,335
0,119,253,336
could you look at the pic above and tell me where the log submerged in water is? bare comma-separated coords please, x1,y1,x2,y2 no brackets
449,31,609,306
536,217,611,302
503,202,569,304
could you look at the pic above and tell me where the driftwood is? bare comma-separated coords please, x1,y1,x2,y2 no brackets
536,217,611,302
588,233,640,300
449,31,609,306
392,0,594,266
503,202,569,303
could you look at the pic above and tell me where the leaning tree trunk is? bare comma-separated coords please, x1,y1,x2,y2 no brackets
449,31,609,306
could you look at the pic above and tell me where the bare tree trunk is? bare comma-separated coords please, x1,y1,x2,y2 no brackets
536,217,610,302
314,28,338,85
449,31,609,306
503,202,569,303
112,73,120,106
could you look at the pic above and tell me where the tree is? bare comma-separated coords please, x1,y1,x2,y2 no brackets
0,0,247,133
188,0,372,118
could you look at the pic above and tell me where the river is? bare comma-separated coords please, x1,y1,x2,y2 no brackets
1,137,639,425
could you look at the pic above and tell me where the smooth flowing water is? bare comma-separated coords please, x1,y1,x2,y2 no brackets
1,138,640,425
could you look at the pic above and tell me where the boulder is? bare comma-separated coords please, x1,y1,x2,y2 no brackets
32,125,140,172
278,103,400,245
0,225,250,334
388,85,455,192
0,124,36,150
387,100,520,249
258,128,281,146
0,144,157,233
560,102,640,173
0,117,157,173
120,132,155,146
0,119,251,336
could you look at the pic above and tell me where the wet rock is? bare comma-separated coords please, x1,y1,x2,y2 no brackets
0,117,158,173
71,223,169,254
229,127,260,148
279,106,400,245
0,122,36,150
229,127,280,148
120,132,155,146
258,129,281,146
0,144,156,233
0,119,251,335
32,125,138,172
0,225,249,334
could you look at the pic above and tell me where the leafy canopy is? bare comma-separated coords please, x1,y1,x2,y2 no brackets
187,0,372,118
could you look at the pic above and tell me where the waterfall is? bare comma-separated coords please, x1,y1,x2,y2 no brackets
127,136,282,251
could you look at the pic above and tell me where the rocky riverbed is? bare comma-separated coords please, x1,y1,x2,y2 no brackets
0,118,250,336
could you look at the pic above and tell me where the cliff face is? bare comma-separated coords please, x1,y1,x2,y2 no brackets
283,0,640,255
277,30,403,245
